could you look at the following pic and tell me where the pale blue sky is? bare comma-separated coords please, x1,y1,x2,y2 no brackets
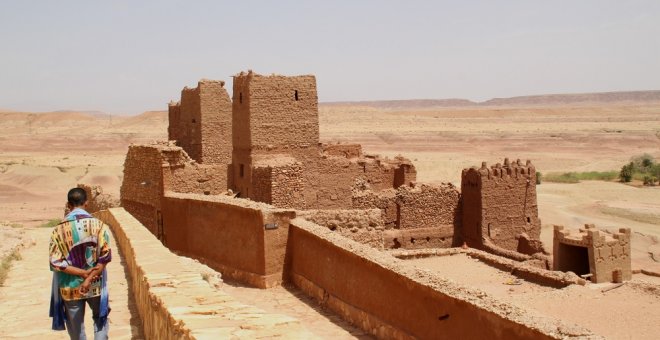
1,1,659,114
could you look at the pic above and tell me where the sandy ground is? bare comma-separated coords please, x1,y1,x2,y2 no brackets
0,103,659,337
404,254,660,340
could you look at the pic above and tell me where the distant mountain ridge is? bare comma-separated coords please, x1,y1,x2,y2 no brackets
322,90,660,108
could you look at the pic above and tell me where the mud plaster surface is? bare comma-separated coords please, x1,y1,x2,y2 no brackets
405,254,660,340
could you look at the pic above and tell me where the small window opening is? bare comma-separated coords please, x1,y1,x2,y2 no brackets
192,118,196,123
239,164,244,178
294,90,299,101
239,92,243,104
488,223,492,237
526,217,531,223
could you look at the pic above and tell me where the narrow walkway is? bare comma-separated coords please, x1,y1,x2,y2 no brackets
0,227,143,339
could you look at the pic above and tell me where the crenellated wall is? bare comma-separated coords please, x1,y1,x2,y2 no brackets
461,158,540,253
554,224,632,283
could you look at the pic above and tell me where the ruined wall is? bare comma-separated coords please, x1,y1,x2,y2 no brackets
75,183,119,214
120,145,166,235
162,192,294,288
121,143,229,238
167,102,182,146
286,218,593,340
350,183,461,249
352,189,398,228
315,156,364,209
170,80,232,165
322,143,362,159
554,224,632,283
97,208,314,339
297,209,385,248
461,159,540,253
397,183,460,230
251,155,306,209
362,156,416,192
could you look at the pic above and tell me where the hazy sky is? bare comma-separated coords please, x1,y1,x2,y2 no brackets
1,1,659,114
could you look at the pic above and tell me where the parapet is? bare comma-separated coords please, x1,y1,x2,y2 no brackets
462,158,535,181
554,224,631,247
553,224,632,283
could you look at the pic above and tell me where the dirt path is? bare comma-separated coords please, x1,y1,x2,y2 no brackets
0,228,143,339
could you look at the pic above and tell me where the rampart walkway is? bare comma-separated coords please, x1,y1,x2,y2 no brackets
0,227,143,339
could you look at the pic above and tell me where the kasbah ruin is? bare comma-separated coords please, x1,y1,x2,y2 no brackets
73,70,645,339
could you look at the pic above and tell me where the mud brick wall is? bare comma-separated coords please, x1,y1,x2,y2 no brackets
232,71,318,152
97,208,313,339
120,145,166,235
164,163,228,195
286,218,593,340
352,189,398,228
167,102,182,146
162,192,295,288
232,71,320,206
171,80,232,165
315,156,363,209
396,183,460,230
75,183,119,214
554,225,632,283
177,86,202,161
252,157,306,209
297,209,385,248
322,143,362,159
461,159,540,252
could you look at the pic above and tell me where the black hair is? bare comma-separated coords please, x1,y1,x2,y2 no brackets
67,188,87,207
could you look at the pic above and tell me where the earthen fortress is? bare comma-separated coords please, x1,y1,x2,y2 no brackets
113,71,630,339
123,71,543,255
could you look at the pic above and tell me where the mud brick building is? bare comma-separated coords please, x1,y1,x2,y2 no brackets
554,224,632,283
461,159,542,254
121,70,544,255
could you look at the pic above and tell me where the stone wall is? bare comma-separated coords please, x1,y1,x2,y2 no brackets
461,159,540,253
352,189,398,228
297,209,385,248
96,208,314,339
286,218,596,340
120,145,166,235
251,155,306,209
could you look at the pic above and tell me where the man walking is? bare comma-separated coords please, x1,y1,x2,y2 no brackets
49,187,112,339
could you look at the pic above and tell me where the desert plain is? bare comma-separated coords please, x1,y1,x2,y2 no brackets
1,97,660,339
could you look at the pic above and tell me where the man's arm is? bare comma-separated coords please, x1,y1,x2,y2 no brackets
80,263,106,294
61,266,92,278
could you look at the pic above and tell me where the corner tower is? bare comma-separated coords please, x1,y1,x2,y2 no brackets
461,158,541,253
